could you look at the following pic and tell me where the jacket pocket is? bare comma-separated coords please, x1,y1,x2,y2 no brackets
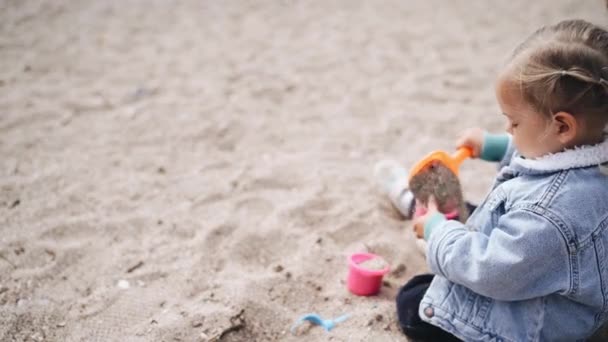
464,289,493,330
487,187,508,228
446,284,493,327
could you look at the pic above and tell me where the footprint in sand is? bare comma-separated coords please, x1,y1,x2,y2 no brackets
201,161,231,172
230,232,294,269
40,220,94,243
5,245,85,298
239,176,296,193
235,300,288,339
3,244,57,276
234,197,274,223
73,289,121,320
193,192,226,208
203,223,237,253
231,233,275,268
328,221,370,247
286,197,339,228
203,121,245,152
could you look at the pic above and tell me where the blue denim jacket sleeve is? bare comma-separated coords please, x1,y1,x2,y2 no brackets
426,208,571,301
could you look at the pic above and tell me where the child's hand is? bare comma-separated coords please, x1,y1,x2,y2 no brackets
456,127,484,158
413,196,440,239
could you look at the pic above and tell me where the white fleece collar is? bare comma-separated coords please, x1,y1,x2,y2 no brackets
512,138,608,174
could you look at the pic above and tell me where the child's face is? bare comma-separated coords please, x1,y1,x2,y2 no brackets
495,73,565,159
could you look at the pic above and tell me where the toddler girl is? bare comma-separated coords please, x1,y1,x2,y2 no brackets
388,19,608,341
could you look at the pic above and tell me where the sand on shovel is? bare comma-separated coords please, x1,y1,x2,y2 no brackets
409,162,468,222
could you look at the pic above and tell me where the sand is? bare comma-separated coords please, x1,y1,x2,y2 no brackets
409,163,467,222
0,1,606,341
357,257,388,271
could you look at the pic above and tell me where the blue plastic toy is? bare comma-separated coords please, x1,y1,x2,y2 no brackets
290,313,350,334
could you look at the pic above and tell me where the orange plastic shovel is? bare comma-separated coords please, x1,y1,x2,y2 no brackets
408,147,473,181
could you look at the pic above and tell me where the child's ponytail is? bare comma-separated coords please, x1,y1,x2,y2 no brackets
508,20,608,124
551,67,608,103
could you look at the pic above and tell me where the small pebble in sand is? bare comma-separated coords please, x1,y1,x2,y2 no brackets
273,265,284,272
358,257,388,270
9,199,20,209
117,280,130,289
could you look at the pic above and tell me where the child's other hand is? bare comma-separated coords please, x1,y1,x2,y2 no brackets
413,196,440,239
456,127,484,158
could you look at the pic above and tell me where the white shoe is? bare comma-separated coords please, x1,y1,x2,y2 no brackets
373,160,415,219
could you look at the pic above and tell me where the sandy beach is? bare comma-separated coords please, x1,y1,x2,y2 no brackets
1,1,606,341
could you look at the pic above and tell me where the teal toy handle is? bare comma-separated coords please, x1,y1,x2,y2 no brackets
324,314,350,331
290,313,351,334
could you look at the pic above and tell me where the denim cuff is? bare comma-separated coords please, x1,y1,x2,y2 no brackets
481,133,510,162
424,212,447,241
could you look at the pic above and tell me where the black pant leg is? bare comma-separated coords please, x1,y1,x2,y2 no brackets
396,274,462,342
465,202,478,216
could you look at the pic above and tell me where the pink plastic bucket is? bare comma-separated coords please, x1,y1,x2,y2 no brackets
347,253,390,296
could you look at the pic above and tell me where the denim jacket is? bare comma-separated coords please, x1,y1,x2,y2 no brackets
420,134,608,342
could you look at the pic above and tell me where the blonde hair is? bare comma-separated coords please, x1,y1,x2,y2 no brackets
508,20,608,124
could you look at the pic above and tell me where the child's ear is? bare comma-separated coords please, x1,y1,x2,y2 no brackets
552,111,578,144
